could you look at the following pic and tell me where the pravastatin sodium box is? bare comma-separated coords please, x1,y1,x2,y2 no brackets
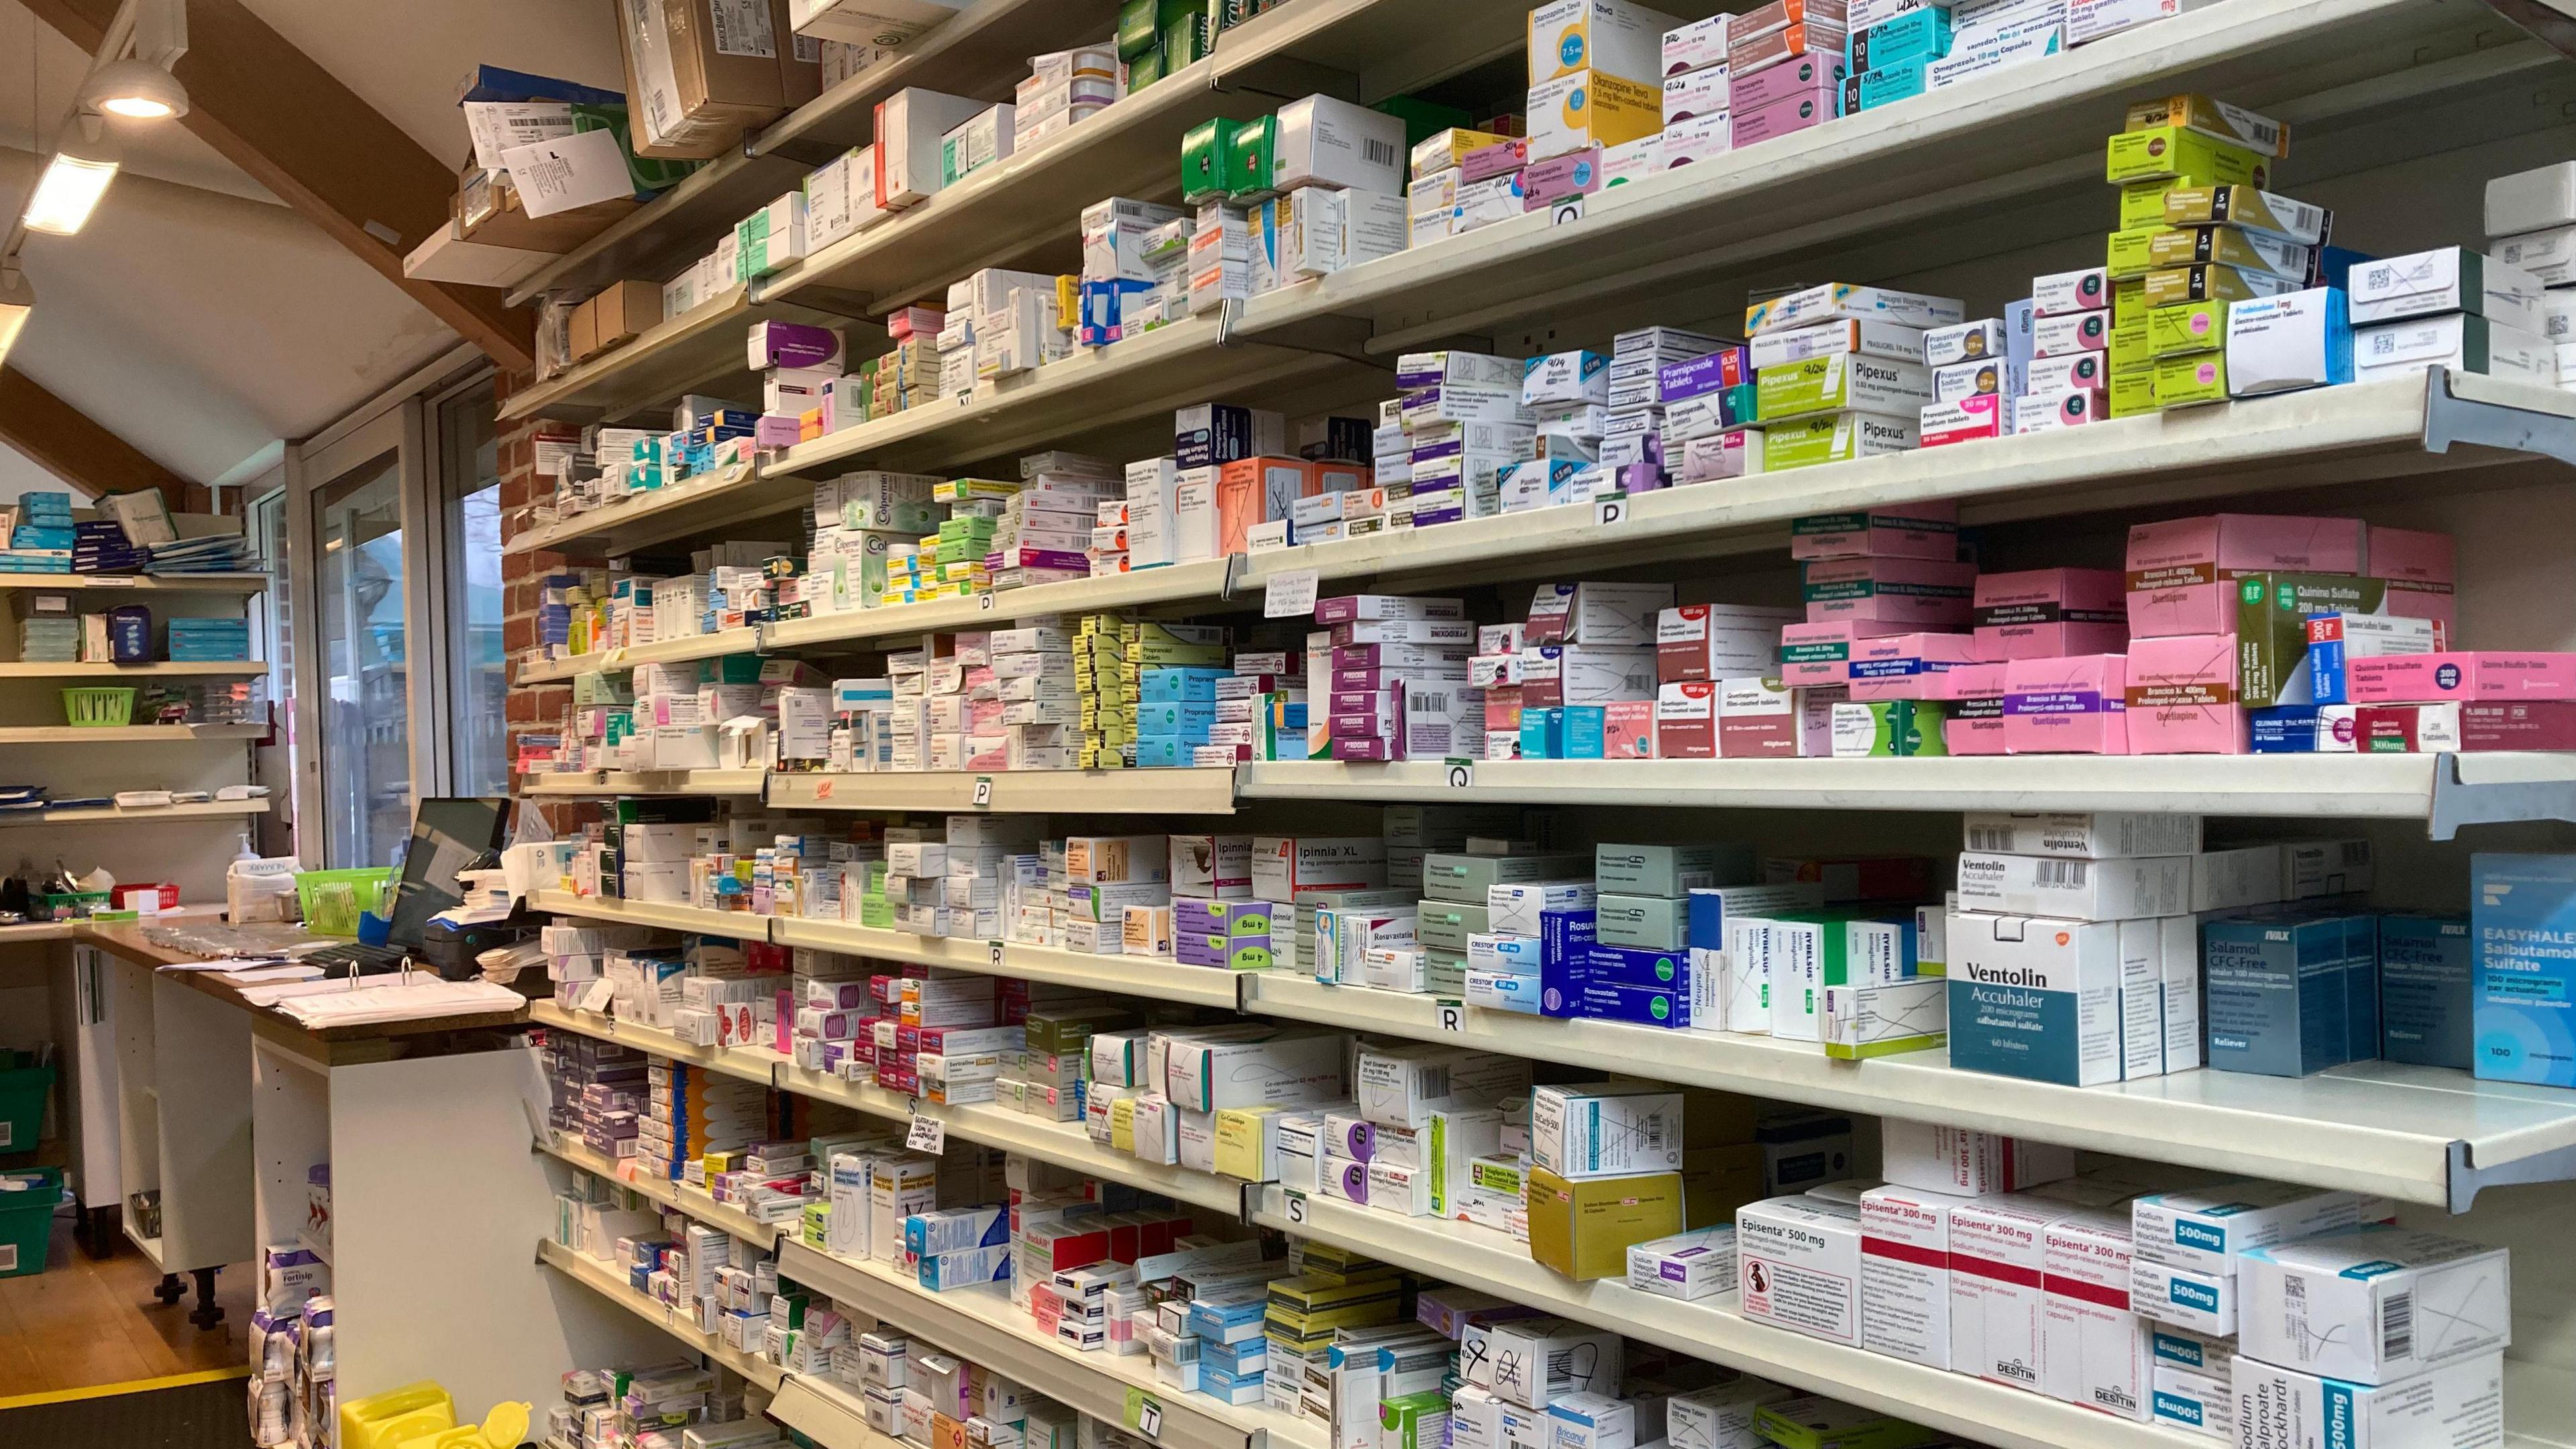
2471,853,2576,1086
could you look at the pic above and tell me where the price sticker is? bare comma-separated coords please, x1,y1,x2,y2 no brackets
1436,1001,1465,1033
1594,496,1627,528
1283,1190,1308,1226
1444,758,1476,790
1263,568,1320,619
85,576,138,588
971,775,994,806
814,777,835,800
906,1113,946,1154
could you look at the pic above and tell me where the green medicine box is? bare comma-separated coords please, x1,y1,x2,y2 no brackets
1417,902,1493,955
1181,115,1239,203
1595,843,1756,898
2152,350,2229,407
1421,853,1592,905
1224,113,1278,201
1596,894,1688,951
2147,299,2226,358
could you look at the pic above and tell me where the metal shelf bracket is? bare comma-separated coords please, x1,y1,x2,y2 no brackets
2423,368,2576,466
2449,1135,2576,1213
2426,753,2576,840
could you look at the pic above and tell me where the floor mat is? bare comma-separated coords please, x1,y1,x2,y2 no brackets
0,1369,252,1448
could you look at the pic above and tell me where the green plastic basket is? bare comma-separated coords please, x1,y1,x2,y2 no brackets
61,688,136,727
295,867,391,938
0,1053,50,1155
0,1166,61,1277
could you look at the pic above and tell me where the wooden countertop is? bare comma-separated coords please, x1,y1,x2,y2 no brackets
75,920,536,1055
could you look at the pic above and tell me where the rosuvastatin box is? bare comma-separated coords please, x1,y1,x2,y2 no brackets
2237,1226,2512,1385
2471,852,2576,1086
2229,1352,2507,1449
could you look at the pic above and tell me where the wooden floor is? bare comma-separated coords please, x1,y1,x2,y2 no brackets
0,1208,250,1400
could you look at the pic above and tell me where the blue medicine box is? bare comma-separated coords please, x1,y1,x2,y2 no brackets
2378,913,2471,1069
2202,910,2377,1077
2471,853,2576,1086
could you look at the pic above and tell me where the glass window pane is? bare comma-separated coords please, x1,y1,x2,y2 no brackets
439,378,506,798
315,454,409,867
248,490,297,858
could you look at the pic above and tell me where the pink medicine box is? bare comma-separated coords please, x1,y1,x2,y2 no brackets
1802,556,1979,627
1605,700,1659,758
1935,663,2008,754
1974,568,2127,661
2346,652,2576,704
2124,513,2366,639
1780,619,1917,687
2124,634,2247,754
2003,653,2129,755
1847,633,1982,701
1790,502,1960,562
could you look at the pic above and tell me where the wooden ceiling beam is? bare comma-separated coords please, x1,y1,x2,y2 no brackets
21,0,536,372
0,364,209,511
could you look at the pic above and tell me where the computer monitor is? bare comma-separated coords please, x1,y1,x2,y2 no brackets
382,797,508,947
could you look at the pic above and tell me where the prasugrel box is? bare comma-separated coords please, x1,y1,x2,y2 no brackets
1947,912,2128,1086
2379,913,2471,1069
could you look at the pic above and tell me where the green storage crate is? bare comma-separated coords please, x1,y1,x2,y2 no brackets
0,1166,62,1277
0,1052,52,1154
295,867,392,938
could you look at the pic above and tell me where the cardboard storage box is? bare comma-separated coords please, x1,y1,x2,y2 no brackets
573,280,665,361
619,0,822,160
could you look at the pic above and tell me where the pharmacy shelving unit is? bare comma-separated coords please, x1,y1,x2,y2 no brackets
519,769,767,799
533,998,786,1087
514,627,764,683
0,798,268,828
777,1238,1326,1449
535,1238,788,1393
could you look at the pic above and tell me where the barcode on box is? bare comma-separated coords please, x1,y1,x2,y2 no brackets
1967,826,2010,851
2037,859,2089,885
2381,1291,2413,1362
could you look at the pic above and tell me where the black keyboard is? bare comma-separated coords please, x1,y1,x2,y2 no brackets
297,942,408,973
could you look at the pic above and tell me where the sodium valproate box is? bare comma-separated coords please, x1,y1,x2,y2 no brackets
2237,1226,2512,1385
2230,1353,2506,1449
2471,852,2576,1086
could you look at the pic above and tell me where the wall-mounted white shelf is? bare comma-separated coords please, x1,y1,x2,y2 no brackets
0,661,264,678
0,724,264,743
1242,975,2576,1212
536,1238,786,1392
520,769,765,798
0,573,266,593
766,767,1236,816
776,1240,1325,1449
529,893,768,945
0,799,268,829
769,918,1246,1010
530,1000,783,1088
513,628,764,685
772,1065,1249,1218
539,1132,784,1249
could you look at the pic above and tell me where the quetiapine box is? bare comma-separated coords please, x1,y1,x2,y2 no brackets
1972,568,2127,660
2123,513,2367,638
1788,501,1960,561
2125,633,2247,755
1801,556,1979,627
2000,654,2131,756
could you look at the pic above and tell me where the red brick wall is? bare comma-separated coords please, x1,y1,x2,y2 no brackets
494,368,602,837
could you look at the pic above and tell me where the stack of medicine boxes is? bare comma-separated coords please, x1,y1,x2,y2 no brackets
1580,842,1750,1028
1427,841,1591,1004
639,1059,766,1183
1658,12,1728,170
2351,243,2551,388
1842,1,1953,116
1138,662,1227,766
1526,1081,1690,1279
1945,810,2206,1087
2487,159,2576,384
995,620,1079,769
1527,2,1671,186
1749,282,1960,469
2102,94,2289,415
1727,0,1843,151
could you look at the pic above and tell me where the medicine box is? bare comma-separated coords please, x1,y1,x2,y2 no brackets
1945,912,2130,1087
2200,910,2377,1077
2229,1354,2506,1449
1858,1183,1975,1368
1735,1194,1863,1346
2237,1226,2511,1385
1529,1083,1682,1178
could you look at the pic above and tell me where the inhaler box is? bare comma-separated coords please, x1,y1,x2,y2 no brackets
1945,912,2128,1087
2471,852,2576,1087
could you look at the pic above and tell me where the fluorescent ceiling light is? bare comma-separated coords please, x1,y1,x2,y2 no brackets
0,266,31,369
84,59,190,119
23,137,120,236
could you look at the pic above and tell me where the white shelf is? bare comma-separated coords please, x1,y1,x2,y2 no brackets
767,919,1246,1010
0,799,268,828
1242,975,2576,1212
0,724,264,743
767,1375,920,1449
765,768,1236,816
1248,1189,2190,1449
0,573,266,592
121,1222,166,1271
513,629,764,684
777,1240,1326,1449
1226,0,2541,347
773,1065,1250,1218
540,1132,785,1248
520,769,766,798
761,557,1234,651
531,892,769,944
505,462,775,561
537,1238,786,1391
1238,753,2576,834
530,1000,783,1088
767,311,1362,482
0,661,263,678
